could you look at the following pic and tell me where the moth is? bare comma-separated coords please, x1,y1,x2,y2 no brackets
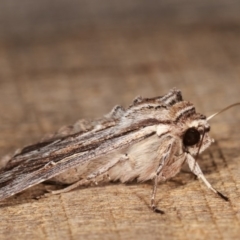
0,89,237,213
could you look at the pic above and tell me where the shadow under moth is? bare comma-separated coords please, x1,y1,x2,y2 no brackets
0,89,238,213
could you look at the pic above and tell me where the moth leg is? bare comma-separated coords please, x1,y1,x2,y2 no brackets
49,154,129,195
187,154,229,201
151,142,174,214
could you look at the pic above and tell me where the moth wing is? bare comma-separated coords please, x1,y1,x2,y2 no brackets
0,125,156,200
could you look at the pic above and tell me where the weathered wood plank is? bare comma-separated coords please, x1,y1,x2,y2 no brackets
0,24,239,240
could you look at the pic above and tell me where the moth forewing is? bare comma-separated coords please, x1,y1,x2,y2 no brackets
0,89,230,213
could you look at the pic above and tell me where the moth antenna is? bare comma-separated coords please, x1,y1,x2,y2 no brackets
207,102,240,121
195,130,206,161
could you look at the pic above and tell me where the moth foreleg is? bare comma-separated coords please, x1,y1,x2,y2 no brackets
151,140,176,214
48,154,129,195
186,154,229,201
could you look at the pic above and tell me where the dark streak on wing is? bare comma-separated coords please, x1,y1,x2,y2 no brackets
19,140,58,155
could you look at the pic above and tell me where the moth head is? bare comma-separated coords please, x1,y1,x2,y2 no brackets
182,118,213,156
169,100,240,157
168,101,214,156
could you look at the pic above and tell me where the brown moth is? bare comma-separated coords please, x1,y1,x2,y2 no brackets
0,89,232,213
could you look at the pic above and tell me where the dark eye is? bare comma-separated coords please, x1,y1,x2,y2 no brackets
183,128,201,146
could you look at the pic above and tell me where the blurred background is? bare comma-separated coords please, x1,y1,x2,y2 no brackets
1,0,240,36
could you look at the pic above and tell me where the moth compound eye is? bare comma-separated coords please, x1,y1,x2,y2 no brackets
183,128,201,146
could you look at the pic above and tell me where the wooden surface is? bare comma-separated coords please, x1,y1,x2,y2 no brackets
0,3,240,239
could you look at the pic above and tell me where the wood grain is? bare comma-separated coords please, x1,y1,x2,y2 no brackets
0,5,240,240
